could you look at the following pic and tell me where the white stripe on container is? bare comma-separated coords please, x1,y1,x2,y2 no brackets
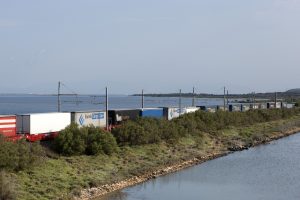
0,119,16,123
0,124,16,128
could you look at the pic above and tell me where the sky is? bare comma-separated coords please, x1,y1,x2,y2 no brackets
0,0,300,95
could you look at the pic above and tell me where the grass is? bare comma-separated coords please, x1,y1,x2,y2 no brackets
10,114,300,200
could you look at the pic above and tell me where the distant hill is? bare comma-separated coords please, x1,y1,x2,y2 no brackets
286,89,300,94
133,89,300,100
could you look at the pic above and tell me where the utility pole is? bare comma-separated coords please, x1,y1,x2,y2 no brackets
58,81,61,112
106,87,109,131
223,86,226,111
253,92,256,108
179,89,182,116
142,89,144,110
192,87,195,107
275,92,277,108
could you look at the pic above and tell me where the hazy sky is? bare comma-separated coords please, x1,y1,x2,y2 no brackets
1,0,300,94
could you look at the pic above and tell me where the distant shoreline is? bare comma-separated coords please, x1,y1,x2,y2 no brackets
132,92,300,100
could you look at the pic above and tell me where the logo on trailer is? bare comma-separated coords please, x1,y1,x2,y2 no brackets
79,115,84,125
92,113,104,120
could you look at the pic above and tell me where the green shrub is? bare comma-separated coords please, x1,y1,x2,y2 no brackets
53,123,118,156
0,136,44,171
85,126,118,155
295,100,300,107
53,123,87,156
0,171,16,200
111,108,300,146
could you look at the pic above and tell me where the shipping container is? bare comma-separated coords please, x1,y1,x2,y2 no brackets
140,108,163,118
162,107,199,120
229,105,233,112
0,115,16,137
163,107,180,120
232,105,240,112
185,107,200,113
197,106,206,111
258,103,267,109
71,111,106,128
16,112,71,135
206,107,216,113
242,105,250,111
108,109,140,125
249,104,259,109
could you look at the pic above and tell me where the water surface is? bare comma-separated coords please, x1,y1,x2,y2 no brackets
0,94,223,114
103,133,300,200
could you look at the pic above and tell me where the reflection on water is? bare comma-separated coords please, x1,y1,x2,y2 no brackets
102,133,300,200
100,191,128,200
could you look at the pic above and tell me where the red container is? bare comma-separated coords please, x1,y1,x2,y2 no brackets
0,115,17,137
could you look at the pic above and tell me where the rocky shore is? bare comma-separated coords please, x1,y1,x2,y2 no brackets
77,127,300,200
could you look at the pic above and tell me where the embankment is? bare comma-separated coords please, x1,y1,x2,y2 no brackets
78,126,300,200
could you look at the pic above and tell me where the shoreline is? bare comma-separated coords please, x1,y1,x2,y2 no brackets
77,127,300,200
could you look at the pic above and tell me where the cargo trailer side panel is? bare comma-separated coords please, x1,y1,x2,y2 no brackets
29,113,71,135
16,115,30,134
140,109,163,118
166,107,180,120
185,107,199,113
72,111,106,128
109,109,140,125
0,115,16,137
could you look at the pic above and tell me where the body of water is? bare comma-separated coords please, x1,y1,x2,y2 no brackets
0,94,224,115
103,133,300,200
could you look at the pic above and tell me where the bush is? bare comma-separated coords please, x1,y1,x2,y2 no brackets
53,123,118,156
53,123,87,156
85,126,118,155
295,100,300,107
0,136,44,171
111,108,300,146
0,171,16,200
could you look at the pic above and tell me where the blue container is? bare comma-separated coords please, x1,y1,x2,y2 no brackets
140,108,164,118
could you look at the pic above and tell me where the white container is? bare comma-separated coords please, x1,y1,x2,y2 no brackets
166,107,180,120
185,107,200,113
164,107,199,120
17,112,71,135
71,111,106,128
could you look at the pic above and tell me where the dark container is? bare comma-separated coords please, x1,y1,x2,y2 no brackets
140,108,163,118
197,106,206,111
229,105,233,112
108,109,140,125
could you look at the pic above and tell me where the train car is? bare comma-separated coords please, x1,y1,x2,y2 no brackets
0,115,22,140
163,107,199,120
16,112,71,142
185,107,200,113
163,107,181,120
139,108,164,119
108,109,140,125
71,111,106,128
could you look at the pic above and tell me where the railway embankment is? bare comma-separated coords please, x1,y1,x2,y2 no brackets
2,109,300,200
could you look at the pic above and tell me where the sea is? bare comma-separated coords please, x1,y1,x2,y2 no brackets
0,94,224,115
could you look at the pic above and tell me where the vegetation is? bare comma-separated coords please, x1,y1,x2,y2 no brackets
295,100,300,107
112,108,300,146
53,123,118,156
1,108,300,199
0,171,16,200
133,88,300,99
0,136,44,171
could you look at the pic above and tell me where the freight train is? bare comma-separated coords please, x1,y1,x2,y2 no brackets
0,102,294,141
0,107,200,141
